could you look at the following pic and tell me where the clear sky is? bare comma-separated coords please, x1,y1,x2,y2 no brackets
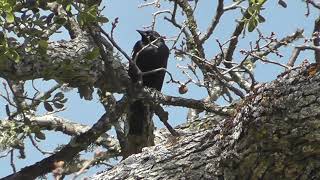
0,0,318,178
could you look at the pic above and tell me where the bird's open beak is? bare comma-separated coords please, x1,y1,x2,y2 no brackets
136,30,146,37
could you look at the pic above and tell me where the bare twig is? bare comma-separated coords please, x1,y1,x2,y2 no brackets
98,26,132,62
144,10,171,30
141,88,235,116
28,135,54,155
111,17,119,40
0,151,10,158
313,17,320,63
307,0,320,10
138,0,161,8
248,51,291,69
169,24,187,50
164,2,190,38
224,0,245,11
288,44,320,66
10,150,16,173
252,29,304,63
153,104,179,136
200,0,224,43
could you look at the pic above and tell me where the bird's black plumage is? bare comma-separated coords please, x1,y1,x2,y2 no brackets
128,30,169,135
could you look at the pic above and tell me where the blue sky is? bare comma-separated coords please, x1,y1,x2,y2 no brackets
0,0,318,178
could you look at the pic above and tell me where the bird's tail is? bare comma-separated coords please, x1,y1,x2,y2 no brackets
128,100,147,135
125,100,155,158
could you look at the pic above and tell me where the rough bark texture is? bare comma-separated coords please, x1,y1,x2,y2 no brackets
92,66,320,180
0,34,129,93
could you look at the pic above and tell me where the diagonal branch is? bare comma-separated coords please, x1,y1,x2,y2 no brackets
3,98,127,180
29,115,120,151
200,0,224,43
141,88,235,116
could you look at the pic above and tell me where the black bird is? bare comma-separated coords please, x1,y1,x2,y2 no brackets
128,30,169,136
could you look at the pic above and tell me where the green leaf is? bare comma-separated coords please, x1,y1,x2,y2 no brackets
66,4,72,12
8,49,20,63
77,13,84,26
257,0,267,5
38,39,48,49
278,0,287,8
35,131,46,140
85,48,100,60
54,17,66,25
0,55,7,61
53,102,64,109
97,16,109,23
59,98,68,103
6,12,14,23
258,14,266,23
53,92,64,100
248,17,258,32
247,6,256,16
44,102,53,112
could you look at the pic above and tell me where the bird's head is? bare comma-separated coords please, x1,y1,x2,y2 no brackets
137,30,162,43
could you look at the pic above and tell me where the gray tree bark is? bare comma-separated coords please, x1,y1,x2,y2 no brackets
92,67,320,180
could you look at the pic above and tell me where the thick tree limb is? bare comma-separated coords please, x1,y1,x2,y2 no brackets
92,66,320,179
0,34,129,93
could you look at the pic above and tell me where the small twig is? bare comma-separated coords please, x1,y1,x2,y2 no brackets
98,26,132,62
313,17,320,63
72,150,118,180
170,24,187,50
224,0,245,11
0,94,16,107
144,10,171,30
200,0,224,43
141,67,166,76
306,0,320,10
305,0,311,16
72,159,94,180
164,2,190,38
31,80,40,101
0,151,10,158
10,150,16,173
222,53,250,75
154,104,179,136
249,52,291,69
28,135,54,155
111,17,119,40
138,0,161,8
132,37,161,63
141,88,235,116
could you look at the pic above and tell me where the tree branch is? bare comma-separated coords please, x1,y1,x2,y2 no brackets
200,0,224,43
91,66,320,180
3,98,127,180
